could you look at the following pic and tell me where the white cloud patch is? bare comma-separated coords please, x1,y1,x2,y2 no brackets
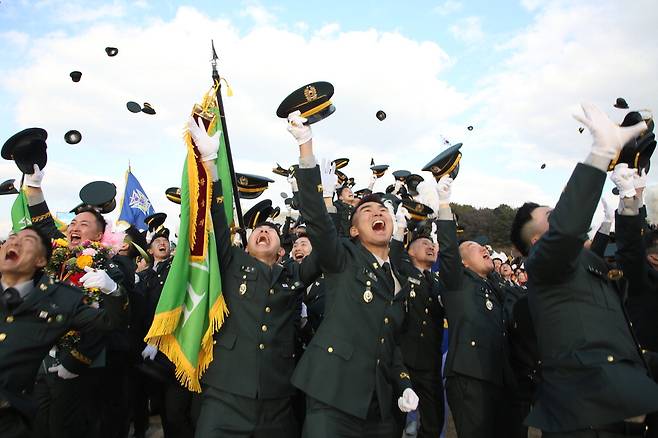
55,0,126,23
433,0,462,16
449,16,484,44
239,4,277,25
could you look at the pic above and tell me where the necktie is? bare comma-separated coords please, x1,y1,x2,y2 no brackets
423,270,433,284
381,262,395,290
1,287,22,312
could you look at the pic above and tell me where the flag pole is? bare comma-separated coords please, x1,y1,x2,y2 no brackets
211,40,246,244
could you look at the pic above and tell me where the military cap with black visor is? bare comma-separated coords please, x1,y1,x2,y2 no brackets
277,81,336,125
2,127,48,174
144,212,170,243
0,179,18,196
608,110,656,172
236,172,273,199
70,180,117,214
422,143,462,181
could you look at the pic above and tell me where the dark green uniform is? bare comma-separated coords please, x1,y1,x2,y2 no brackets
437,219,512,438
291,165,412,438
0,275,128,438
331,200,354,238
389,238,447,438
195,183,321,437
525,163,658,436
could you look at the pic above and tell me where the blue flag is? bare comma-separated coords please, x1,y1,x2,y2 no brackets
118,168,155,231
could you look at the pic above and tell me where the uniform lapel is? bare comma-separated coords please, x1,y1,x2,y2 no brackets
12,275,52,315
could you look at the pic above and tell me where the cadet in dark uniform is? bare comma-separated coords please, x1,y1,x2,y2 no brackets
0,226,128,438
187,115,322,438
286,110,419,438
332,185,356,238
510,103,658,437
139,213,197,438
389,219,448,438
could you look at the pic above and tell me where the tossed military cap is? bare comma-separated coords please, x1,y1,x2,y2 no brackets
406,174,424,196
126,101,141,113
165,187,181,204
370,164,389,178
236,173,273,199
145,212,170,242
392,170,411,181
124,225,149,261
422,143,462,181
335,170,348,185
142,103,156,115
385,184,408,198
64,130,82,145
270,206,281,220
614,97,629,109
105,47,118,57
243,199,274,229
401,199,434,221
379,193,401,209
78,181,117,214
2,128,48,174
70,71,82,82
276,81,335,125
145,212,167,233
610,111,654,171
406,220,433,247
332,158,349,170
346,177,355,188
376,110,386,121
0,179,18,195
354,188,372,198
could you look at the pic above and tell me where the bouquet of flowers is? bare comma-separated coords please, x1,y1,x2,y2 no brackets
46,238,116,304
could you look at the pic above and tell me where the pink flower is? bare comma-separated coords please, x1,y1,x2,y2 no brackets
81,248,97,257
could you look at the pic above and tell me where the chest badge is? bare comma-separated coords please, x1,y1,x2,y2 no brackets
239,283,247,295
363,290,374,303
485,299,493,311
410,290,416,298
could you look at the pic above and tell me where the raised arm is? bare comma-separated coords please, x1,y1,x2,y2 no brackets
288,111,346,274
22,166,65,239
527,104,646,283
435,175,461,291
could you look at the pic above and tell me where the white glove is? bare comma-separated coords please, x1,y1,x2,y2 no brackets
395,204,409,231
601,198,614,223
415,181,440,213
320,159,338,198
384,200,399,238
81,266,118,294
141,344,158,361
574,103,647,160
25,164,45,187
634,168,648,190
232,232,243,247
48,364,79,379
368,174,378,190
187,116,220,162
610,164,637,198
287,110,312,145
392,180,403,195
437,175,453,203
398,388,419,413
430,222,438,245
287,174,299,192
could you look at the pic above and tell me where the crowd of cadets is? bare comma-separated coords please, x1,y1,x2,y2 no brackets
1,101,658,438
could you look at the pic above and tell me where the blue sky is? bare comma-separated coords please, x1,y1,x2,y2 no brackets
1,0,657,236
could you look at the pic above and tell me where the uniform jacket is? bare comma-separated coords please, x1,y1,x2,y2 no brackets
202,183,321,399
525,163,658,432
0,274,128,417
291,166,412,420
389,239,446,372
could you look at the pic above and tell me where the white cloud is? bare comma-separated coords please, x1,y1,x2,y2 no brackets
520,0,545,11
0,31,30,48
449,16,484,44
433,0,462,16
314,23,340,38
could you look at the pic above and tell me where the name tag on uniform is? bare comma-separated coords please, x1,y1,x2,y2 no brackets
408,277,421,286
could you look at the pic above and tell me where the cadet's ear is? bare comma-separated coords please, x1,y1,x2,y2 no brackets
277,247,285,258
349,226,359,239
35,254,47,270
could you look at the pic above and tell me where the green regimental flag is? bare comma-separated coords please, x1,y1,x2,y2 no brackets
11,188,32,232
145,84,233,392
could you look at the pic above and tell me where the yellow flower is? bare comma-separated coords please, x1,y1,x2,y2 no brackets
54,238,69,247
76,255,94,270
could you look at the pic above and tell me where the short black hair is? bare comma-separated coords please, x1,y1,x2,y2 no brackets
23,226,53,261
254,221,281,239
336,185,350,198
510,202,540,256
75,206,107,234
350,194,386,225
